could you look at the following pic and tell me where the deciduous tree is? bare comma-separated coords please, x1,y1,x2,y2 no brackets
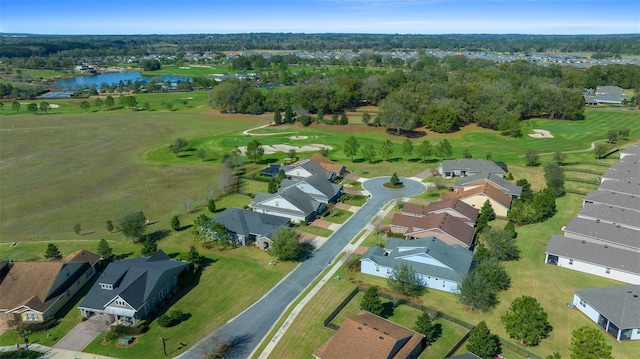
552,151,566,165
544,162,565,197
12,100,20,113
171,215,180,231
475,258,511,292
417,140,433,161
104,95,114,110
343,136,360,162
501,295,550,346
169,138,188,158
117,211,146,242
525,149,539,166
269,227,303,261
361,143,377,164
387,262,423,297
105,219,114,233
594,143,608,159
361,112,371,125
27,102,38,114
401,139,413,160
196,148,207,161
207,199,216,213
482,227,520,261
606,130,617,144
74,223,82,235
380,140,394,162
39,101,50,114
246,139,265,163
94,97,104,110
436,139,453,159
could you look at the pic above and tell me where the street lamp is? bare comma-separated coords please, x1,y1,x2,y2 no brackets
160,337,168,356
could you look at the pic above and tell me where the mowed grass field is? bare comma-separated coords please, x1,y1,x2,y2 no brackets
1,94,639,357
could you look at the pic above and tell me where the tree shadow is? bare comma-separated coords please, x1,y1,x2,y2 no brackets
81,231,96,236
225,333,254,357
380,302,395,318
144,229,172,242
177,224,193,232
115,252,134,260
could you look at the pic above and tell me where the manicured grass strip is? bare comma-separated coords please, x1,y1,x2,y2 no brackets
296,224,333,238
350,229,367,245
342,194,367,206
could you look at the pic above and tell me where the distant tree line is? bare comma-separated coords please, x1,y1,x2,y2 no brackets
2,34,640,58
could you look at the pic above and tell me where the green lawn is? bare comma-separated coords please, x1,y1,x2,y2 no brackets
323,208,352,224
342,194,367,206
141,65,230,77
296,224,333,238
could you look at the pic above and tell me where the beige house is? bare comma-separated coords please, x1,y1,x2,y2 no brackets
441,182,513,217
0,250,100,325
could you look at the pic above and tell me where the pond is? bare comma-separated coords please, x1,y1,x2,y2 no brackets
55,72,192,90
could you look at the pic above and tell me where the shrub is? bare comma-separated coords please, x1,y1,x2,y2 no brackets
157,314,172,327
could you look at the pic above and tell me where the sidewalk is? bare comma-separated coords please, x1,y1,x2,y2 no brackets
254,196,400,358
0,343,117,359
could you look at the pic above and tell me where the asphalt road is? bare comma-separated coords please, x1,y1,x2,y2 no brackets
180,176,425,359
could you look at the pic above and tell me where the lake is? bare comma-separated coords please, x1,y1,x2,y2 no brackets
55,72,192,89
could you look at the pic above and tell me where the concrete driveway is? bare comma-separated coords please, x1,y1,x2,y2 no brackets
54,315,105,351
178,176,425,359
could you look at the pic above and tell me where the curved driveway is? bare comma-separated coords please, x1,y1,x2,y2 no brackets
181,177,425,359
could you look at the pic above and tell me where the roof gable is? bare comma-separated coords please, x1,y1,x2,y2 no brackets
391,212,475,247
454,173,522,196
211,208,290,238
575,285,640,329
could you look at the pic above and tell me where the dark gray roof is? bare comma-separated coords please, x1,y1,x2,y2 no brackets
596,86,625,95
575,285,640,329
210,208,289,238
564,217,640,250
594,94,627,104
280,174,341,201
283,159,333,180
453,173,522,196
599,180,640,196
584,190,640,212
79,250,188,311
440,159,505,175
361,237,473,282
546,235,640,275
577,203,640,230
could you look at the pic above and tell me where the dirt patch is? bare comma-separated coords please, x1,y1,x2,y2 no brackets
528,129,554,138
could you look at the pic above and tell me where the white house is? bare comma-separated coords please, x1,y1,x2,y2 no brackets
545,235,640,285
572,285,640,341
360,237,473,293
251,186,324,223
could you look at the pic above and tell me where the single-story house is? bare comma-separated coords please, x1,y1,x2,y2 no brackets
453,172,522,198
598,179,640,197
251,186,324,223
572,285,640,341
78,250,189,325
280,174,343,204
360,237,474,293
593,86,628,105
401,199,479,226
0,250,100,325
207,208,290,249
308,154,346,178
438,159,505,179
563,217,640,252
390,212,475,249
313,310,425,359
545,235,640,285
283,158,336,182
601,160,640,185
441,182,513,217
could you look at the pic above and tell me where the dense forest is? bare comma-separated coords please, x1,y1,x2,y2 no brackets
2,33,640,58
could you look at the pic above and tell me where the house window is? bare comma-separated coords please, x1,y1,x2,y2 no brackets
100,283,113,290
442,281,446,288
159,288,166,301
375,265,380,272
386,268,390,274
579,299,586,307
26,313,39,321
115,299,126,306
569,259,573,265
605,268,611,274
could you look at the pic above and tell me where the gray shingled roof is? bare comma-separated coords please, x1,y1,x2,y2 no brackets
564,217,640,250
283,158,333,180
79,250,188,312
546,235,640,275
584,190,640,212
280,174,341,201
575,285,640,329
453,173,522,196
440,159,505,175
577,203,640,230
361,237,473,282
602,161,640,184
210,208,290,238
253,186,321,217
599,180,640,196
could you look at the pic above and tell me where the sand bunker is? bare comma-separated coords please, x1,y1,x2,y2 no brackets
289,136,309,140
237,143,332,155
528,129,554,138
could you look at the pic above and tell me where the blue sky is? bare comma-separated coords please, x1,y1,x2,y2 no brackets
1,0,638,35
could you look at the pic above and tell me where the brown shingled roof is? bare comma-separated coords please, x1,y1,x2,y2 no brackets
391,212,475,247
309,154,345,174
403,199,479,223
64,249,101,265
443,182,513,209
314,311,424,359
0,261,64,312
